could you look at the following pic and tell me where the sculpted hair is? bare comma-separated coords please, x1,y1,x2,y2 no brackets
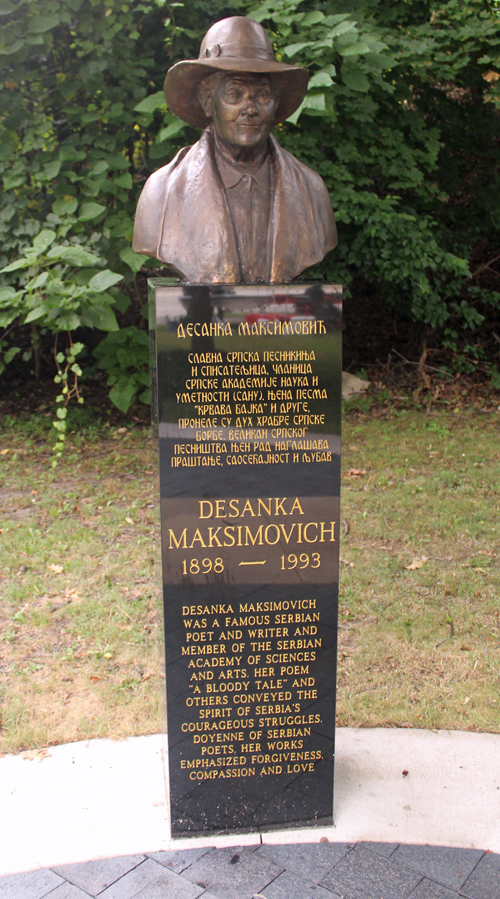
198,72,223,112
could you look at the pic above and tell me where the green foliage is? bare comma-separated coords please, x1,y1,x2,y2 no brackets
250,0,500,349
1,0,500,404
0,231,121,334
93,327,151,413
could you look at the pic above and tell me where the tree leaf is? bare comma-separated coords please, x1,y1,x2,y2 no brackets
26,271,49,290
88,269,123,291
79,202,107,221
112,290,131,313
85,305,119,330
52,196,78,215
284,42,311,58
25,306,47,323
342,65,370,92
120,246,149,273
3,173,26,190
365,52,396,71
25,33,45,46
4,346,21,364
1,258,30,273
157,119,187,142
0,310,18,327
59,146,86,162
58,80,78,100
43,160,61,179
339,41,371,57
301,10,324,27
330,20,357,39
0,286,20,303
55,312,81,330
308,71,334,88
33,230,56,251
47,246,103,266
92,160,109,175
134,91,166,113
286,99,305,125
106,152,129,170
0,40,24,55
113,172,132,189
28,14,60,33
304,93,326,111
109,381,137,413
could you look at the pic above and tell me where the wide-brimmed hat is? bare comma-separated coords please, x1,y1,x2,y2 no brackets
164,16,309,129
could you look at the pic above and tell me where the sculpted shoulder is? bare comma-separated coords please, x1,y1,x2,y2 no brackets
275,140,331,202
269,137,337,262
132,145,192,257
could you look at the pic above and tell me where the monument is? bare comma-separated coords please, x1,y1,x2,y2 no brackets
135,16,342,837
133,16,337,282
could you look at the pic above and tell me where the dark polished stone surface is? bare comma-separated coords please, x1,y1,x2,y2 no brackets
151,281,342,837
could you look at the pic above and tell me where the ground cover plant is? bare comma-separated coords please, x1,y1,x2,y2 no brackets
1,398,499,753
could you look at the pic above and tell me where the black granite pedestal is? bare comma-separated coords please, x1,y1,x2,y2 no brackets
150,280,342,837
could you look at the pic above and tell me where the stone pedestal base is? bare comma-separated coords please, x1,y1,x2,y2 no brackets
150,280,342,837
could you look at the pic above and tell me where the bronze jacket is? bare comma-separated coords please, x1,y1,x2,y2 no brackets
132,127,337,283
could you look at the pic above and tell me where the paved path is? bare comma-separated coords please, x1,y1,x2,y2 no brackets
1,842,499,899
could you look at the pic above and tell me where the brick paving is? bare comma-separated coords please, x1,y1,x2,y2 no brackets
1,842,497,899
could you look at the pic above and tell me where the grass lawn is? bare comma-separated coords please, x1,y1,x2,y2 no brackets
1,403,499,752
339,407,500,733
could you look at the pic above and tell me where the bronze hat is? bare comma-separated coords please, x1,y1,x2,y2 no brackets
164,16,309,129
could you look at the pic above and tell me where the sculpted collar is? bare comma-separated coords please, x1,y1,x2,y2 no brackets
212,130,271,191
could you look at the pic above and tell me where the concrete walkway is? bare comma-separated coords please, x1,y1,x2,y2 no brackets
1,728,499,896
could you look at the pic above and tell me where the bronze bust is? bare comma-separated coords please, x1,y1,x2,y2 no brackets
133,17,337,283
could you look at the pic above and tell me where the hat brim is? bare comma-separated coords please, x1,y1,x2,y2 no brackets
164,59,309,129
